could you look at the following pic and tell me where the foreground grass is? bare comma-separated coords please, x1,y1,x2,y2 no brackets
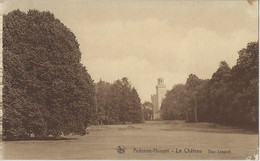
1,120,258,160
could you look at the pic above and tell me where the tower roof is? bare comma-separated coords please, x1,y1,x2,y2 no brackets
157,78,165,86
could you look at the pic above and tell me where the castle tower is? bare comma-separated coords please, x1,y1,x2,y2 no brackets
156,78,166,110
151,78,166,119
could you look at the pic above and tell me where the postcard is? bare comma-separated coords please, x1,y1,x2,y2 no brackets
0,0,258,160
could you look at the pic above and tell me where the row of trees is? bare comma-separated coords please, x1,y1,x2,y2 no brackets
95,78,142,125
161,42,258,130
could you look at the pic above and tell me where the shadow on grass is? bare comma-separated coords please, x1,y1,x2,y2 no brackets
2,136,79,142
160,120,258,135
118,125,142,130
161,128,257,135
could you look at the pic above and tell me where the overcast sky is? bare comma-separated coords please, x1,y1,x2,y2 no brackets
3,0,258,102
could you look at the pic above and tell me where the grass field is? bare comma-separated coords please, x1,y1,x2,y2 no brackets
1,120,258,160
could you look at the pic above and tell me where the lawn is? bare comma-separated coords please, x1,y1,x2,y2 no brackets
1,120,258,160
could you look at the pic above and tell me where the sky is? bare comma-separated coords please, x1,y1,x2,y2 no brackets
2,0,258,102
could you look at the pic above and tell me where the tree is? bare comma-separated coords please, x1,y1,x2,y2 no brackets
95,80,111,125
95,78,143,124
129,88,143,123
186,74,203,122
3,10,95,140
231,42,258,129
208,61,233,124
142,102,153,121
195,79,210,122
161,84,191,120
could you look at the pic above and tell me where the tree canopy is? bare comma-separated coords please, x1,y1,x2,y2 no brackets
3,10,95,140
95,78,142,125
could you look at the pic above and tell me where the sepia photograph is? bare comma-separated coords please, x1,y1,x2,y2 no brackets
0,0,259,160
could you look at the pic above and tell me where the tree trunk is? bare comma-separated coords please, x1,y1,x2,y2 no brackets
194,95,198,123
186,111,188,122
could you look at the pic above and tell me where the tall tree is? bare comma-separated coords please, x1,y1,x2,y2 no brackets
95,78,143,124
208,61,232,124
95,80,111,125
161,84,191,120
3,10,95,140
186,74,203,122
129,88,142,123
231,42,258,128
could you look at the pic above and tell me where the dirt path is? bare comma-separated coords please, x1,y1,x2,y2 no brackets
1,120,258,159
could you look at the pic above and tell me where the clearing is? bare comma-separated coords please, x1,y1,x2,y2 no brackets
1,120,258,160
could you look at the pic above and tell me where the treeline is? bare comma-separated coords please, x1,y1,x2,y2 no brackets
95,78,142,125
161,42,258,130
3,10,96,140
3,10,142,140
3,10,144,140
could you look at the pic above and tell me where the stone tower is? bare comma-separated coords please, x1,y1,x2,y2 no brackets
156,78,166,110
151,78,166,119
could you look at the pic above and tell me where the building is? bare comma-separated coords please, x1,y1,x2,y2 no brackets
151,78,166,119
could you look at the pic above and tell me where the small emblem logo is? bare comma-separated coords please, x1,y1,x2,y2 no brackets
117,145,126,154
